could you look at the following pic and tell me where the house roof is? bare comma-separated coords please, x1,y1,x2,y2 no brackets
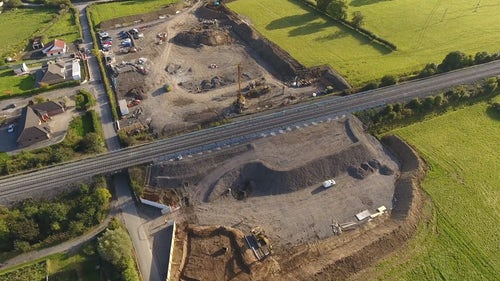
31,101,64,115
17,107,49,144
38,62,65,85
42,39,66,55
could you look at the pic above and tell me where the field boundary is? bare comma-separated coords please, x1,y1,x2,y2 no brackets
295,0,397,51
216,4,351,89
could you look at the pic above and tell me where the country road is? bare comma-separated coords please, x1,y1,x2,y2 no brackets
1,60,499,203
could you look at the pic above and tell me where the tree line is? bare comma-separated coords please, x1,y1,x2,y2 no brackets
0,178,111,253
355,77,499,134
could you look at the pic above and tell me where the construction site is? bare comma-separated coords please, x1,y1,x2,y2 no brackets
100,1,348,138
96,1,427,280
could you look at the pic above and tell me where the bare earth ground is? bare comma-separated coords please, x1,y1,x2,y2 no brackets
105,2,319,136
141,116,428,281
96,3,427,280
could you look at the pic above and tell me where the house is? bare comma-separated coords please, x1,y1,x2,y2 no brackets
17,107,50,147
13,63,30,75
42,39,66,57
37,61,66,86
16,101,65,147
31,101,65,120
32,37,44,50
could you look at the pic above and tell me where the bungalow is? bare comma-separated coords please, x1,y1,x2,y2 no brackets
13,63,30,75
42,39,66,57
37,61,66,86
17,101,65,147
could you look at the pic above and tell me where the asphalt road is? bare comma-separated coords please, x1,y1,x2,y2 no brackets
1,60,500,203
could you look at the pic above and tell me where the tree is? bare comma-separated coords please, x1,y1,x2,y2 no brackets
327,0,348,20
4,0,23,9
438,51,472,72
7,212,40,243
316,0,333,11
351,11,365,27
98,227,133,269
78,132,102,153
419,63,438,78
380,75,397,87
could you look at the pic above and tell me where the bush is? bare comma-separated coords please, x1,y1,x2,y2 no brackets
380,75,397,87
361,81,379,91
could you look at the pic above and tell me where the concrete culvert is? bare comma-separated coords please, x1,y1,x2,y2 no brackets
368,159,381,169
360,162,375,173
380,165,395,175
348,165,368,179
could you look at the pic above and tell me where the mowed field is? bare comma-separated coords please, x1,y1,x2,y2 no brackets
88,0,178,26
370,103,500,280
227,0,500,86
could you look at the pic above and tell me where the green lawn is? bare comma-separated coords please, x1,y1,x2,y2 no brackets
0,69,35,96
88,0,178,26
227,0,500,86
372,103,500,280
44,9,81,44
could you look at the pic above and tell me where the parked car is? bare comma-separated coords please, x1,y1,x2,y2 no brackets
3,103,16,110
7,124,14,133
322,179,336,188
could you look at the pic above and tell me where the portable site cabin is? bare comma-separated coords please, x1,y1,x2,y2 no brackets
118,99,129,116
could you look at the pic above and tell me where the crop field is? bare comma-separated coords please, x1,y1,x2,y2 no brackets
370,102,500,280
227,0,500,86
88,0,178,26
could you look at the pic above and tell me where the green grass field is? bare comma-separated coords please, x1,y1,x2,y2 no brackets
0,69,35,96
227,0,500,86
371,103,500,280
0,7,56,56
44,10,81,44
88,0,178,26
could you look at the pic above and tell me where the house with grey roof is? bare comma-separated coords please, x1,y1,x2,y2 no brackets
16,101,65,147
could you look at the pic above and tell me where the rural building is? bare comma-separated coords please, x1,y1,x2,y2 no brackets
42,39,67,57
32,37,44,50
17,107,51,147
13,63,30,75
72,59,81,80
16,101,65,147
119,99,130,116
37,61,66,86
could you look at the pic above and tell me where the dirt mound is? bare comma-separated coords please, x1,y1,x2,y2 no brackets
181,225,256,281
211,142,378,201
173,28,233,48
151,145,249,188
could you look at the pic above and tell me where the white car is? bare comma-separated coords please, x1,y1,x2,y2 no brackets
322,179,336,188
7,124,14,133
98,32,109,38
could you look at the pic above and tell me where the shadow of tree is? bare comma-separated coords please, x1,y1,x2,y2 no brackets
314,30,348,42
288,21,331,36
266,12,319,30
350,0,393,7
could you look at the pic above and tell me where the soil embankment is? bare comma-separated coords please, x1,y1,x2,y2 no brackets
305,135,428,281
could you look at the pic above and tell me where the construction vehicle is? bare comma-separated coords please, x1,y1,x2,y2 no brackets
245,226,271,260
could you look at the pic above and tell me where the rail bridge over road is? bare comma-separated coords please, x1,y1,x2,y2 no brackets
1,61,500,204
